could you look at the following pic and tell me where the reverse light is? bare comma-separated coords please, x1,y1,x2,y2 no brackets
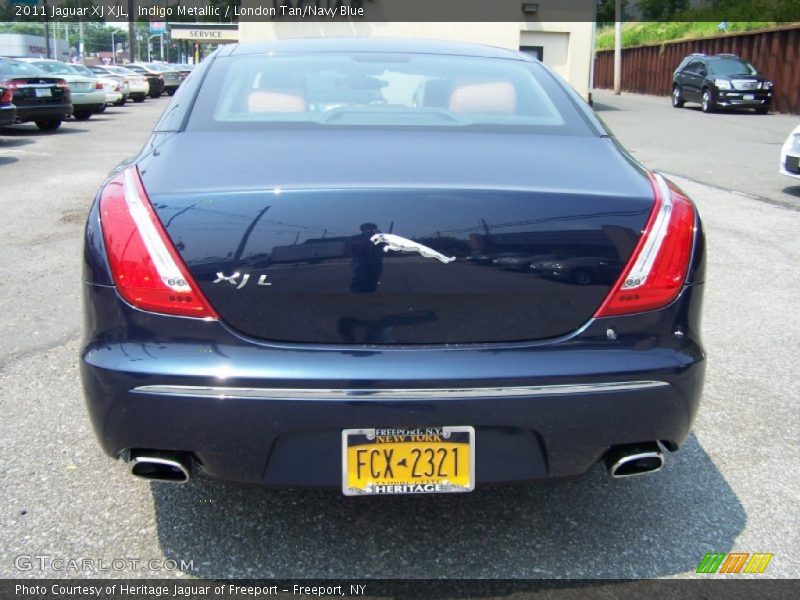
99,167,217,319
714,79,731,90
595,173,696,318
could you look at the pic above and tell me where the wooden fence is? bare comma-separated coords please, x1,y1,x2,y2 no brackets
594,25,800,114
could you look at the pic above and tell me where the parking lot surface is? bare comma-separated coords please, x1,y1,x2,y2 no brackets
1,93,798,579
593,89,800,209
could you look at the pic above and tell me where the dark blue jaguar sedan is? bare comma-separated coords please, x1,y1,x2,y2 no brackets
81,38,705,494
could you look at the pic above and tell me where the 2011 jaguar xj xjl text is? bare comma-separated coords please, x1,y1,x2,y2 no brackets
81,38,705,494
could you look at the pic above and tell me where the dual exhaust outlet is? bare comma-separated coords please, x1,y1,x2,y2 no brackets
126,442,664,484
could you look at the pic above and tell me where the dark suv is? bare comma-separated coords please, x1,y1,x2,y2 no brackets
672,53,773,114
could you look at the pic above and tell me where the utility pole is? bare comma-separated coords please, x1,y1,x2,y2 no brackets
43,0,51,58
613,0,622,95
128,0,137,62
79,20,85,63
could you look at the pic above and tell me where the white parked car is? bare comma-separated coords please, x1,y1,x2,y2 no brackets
779,124,800,180
71,64,123,106
96,76,123,106
89,65,150,104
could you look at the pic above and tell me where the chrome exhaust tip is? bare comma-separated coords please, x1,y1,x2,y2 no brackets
129,453,190,484
605,442,664,478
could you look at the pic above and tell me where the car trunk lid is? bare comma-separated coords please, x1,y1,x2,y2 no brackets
2,77,67,106
139,130,654,344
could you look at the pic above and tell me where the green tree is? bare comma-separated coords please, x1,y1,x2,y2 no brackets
637,0,690,20
597,0,630,27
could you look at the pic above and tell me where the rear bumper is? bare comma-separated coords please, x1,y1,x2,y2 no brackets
128,83,149,95
72,91,107,108
14,103,72,122
81,280,706,487
0,104,15,126
104,92,123,104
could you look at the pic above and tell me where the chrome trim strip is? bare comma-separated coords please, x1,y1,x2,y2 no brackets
131,380,669,400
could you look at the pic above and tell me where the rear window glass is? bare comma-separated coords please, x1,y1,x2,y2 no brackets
70,64,94,77
31,62,78,76
0,60,44,77
188,53,588,133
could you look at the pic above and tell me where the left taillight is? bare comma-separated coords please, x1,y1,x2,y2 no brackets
1,87,12,103
594,172,696,318
99,166,217,319
95,81,104,90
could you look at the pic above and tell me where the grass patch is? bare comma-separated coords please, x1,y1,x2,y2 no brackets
595,22,785,51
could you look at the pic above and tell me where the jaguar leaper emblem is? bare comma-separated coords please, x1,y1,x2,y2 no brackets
370,233,456,264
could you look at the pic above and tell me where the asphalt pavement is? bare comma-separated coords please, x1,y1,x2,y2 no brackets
0,92,798,579
593,89,800,209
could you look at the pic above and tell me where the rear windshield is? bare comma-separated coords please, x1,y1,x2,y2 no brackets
32,61,78,76
0,60,45,77
710,59,757,77
70,64,95,77
188,53,590,133
147,63,173,72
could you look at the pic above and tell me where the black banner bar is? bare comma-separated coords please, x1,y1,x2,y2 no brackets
2,580,799,600
2,0,800,23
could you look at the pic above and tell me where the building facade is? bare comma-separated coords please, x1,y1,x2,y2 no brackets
0,33,70,60
237,4,596,101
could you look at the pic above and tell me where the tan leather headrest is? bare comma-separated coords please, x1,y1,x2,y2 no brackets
247,90,307,113
449,81,516,114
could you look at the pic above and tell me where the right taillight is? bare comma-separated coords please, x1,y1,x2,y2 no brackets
595,172,696,317
99,166,217,319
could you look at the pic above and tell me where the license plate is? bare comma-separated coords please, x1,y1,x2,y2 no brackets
342,426,474,496
35,88,52,98
743,94,755,100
